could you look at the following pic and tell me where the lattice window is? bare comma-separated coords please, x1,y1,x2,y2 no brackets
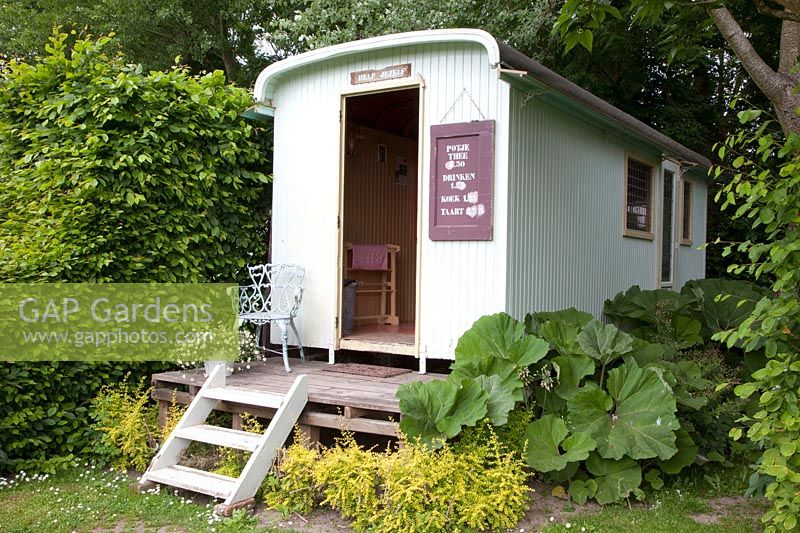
681,180,693,244
625,157,653,236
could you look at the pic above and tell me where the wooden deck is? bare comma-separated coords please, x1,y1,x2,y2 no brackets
151,358,444,440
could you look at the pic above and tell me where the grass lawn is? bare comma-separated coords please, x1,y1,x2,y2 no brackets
0,462,768,532
537,489,766,532
535,466,768,533
0,465,296,533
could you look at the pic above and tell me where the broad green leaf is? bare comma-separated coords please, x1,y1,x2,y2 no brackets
586,453,642,504
569,478,598,505
681,278,770,336
534,387,567,415
450,357,524,405
474,374,517,426
567,386,612,438
604,286,694,325
397,380,488,448
577,320,633,366
507,335,551,367
524,414,596,472
525,308,593,336
552,354,596,400
546,461,580,484
539,320,583,355
455,312,548,368
668,361,709,410
568,363,679,460
658,427,697,475
436,380,488,437
455,313,524,362
645,469,664,489
670,315,703,347
623,337,665,367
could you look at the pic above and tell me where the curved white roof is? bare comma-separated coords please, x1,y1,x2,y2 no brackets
253,29,500,103
253,28,709,168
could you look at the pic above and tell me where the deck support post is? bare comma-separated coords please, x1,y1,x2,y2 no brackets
213,498,255,517
297,423,320,445
328,346,336,364
157,399,170,430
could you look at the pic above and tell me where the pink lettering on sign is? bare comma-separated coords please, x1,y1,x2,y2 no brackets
429,120,494,240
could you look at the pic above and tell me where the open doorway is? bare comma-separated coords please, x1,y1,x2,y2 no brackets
339,87,420,355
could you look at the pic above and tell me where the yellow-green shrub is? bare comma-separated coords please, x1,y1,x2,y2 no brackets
262,429,319,516
312,433,381,530
374,433,530,533
306,430,530,533
90,379,158,470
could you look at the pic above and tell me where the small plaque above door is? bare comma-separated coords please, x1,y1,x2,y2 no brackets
350,64,411,85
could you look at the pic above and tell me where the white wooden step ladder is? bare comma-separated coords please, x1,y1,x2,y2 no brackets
136,364,308,515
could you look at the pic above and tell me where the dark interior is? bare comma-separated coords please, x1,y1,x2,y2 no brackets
346,88,419,139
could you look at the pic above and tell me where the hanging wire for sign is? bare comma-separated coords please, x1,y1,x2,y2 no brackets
439,87,487,123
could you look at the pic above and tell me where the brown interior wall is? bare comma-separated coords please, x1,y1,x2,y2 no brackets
343,124,418,323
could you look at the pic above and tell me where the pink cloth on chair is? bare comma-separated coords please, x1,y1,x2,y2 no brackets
351,244,388,270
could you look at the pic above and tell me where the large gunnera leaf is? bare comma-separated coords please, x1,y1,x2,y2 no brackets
568,363,679,460
623,337,666,367
538,320,583,355
604,286,694,324
525,307,593,335
681,278,770,334
450,356,524,406
569,478,598,505
586,453,642,504
658,427,698,474
524,414,596,472
576,320,634,366
474,374,517,426
456,312,549,368
397,379,488,448
552,353,596,400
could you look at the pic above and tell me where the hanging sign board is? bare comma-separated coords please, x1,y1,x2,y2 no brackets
350,63,411,85
429,120,494,240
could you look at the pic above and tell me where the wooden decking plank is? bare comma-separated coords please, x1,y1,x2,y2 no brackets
146,465,236,499
150,359,444,416
174,425,261,452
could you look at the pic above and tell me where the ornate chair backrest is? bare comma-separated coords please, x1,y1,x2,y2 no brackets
239,264,305,318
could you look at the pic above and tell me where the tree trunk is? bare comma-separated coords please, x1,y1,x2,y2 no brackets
711,6,800,135
216,13,238,82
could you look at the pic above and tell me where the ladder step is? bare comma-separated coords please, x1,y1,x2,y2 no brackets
146,465,237,499
203,387,285,409
174,424,262,452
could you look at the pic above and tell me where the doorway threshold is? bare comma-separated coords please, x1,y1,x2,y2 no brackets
340,323,416,355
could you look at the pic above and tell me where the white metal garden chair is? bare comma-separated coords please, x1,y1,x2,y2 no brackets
238,264,305,373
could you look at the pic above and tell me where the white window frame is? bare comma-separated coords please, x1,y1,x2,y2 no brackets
660,168,676,287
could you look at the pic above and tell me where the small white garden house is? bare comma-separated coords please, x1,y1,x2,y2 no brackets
252,29,710,371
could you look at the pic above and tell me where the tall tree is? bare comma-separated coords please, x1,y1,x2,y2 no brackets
0,0,291,85
556,0,799,134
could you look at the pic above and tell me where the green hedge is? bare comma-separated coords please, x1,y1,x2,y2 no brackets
0,362,169,472
0,31,272,472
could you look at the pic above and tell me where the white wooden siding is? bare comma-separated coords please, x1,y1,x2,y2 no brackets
505,88,662,320
270,42,509,360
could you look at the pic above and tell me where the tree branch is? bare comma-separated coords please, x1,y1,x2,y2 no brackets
708,6,791,103
754,0,800,22
769,0,800,16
